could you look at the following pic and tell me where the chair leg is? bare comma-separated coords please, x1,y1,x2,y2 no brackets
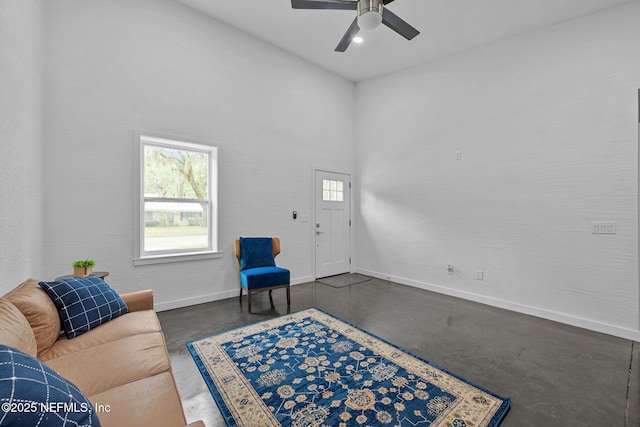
244,287,289,314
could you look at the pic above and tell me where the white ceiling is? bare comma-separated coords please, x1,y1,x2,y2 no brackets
176,0,635,82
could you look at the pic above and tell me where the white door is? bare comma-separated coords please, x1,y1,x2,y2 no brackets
315,170,351,278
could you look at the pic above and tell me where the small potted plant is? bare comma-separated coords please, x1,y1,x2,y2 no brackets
72,259,96,278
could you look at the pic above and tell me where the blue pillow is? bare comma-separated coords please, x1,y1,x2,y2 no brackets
0,344,101,426
38,275,129,339
239,237,276,270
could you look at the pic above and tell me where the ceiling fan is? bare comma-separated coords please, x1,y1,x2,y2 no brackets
291,0,420,52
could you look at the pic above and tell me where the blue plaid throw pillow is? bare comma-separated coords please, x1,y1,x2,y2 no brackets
0,344,101,426
39,275,129,339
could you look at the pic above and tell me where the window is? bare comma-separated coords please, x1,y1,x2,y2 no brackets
134,132,219,265
322,179,344,202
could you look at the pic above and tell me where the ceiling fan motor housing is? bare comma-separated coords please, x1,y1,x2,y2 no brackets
357,0,383,30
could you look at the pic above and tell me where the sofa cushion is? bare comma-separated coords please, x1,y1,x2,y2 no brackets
39,310,161,362
239,237,275,270
3,278,61,356
88,372,187,427
0,299,37,357
38,275,129,339
45,332,171,397
240,266,290,290
120,289,154,312
0,344,101,426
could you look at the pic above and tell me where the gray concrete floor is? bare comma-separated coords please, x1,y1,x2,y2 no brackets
158,277,639,427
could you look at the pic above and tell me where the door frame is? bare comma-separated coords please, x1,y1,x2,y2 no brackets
313,168,353,279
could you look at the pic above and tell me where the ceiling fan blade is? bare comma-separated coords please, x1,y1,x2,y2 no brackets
291,0,357,10
335,17,360,52
381,7,419,40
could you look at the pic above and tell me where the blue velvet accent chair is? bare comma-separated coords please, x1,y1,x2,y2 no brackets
235,237,290,313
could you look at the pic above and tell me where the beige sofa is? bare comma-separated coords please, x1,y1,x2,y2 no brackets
0,278,204,427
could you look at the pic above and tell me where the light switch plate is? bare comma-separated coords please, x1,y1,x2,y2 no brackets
591,221,616,234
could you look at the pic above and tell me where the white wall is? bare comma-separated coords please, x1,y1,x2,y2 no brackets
0,0,44,294
355,2,640,339
5,0,638,339
42,0,355,308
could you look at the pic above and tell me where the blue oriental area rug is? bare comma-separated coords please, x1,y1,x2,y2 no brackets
187,308,510,427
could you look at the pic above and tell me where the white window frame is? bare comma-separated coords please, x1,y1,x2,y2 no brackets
133,130,221,265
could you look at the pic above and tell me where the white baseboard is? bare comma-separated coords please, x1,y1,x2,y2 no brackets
292,275,313,286
155,289,238,312
356,268,640,341
154,275,313,312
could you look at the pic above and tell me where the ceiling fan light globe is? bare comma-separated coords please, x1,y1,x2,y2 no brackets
358,11,382,30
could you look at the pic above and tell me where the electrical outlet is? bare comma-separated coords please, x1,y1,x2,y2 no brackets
476,270,484,280
447,264,454,275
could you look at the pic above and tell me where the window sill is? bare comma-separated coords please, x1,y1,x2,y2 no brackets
133,251,222,266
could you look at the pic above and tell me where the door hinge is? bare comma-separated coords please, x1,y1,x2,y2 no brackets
349,220,352,226
349,258,351,264
349,182,352,188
